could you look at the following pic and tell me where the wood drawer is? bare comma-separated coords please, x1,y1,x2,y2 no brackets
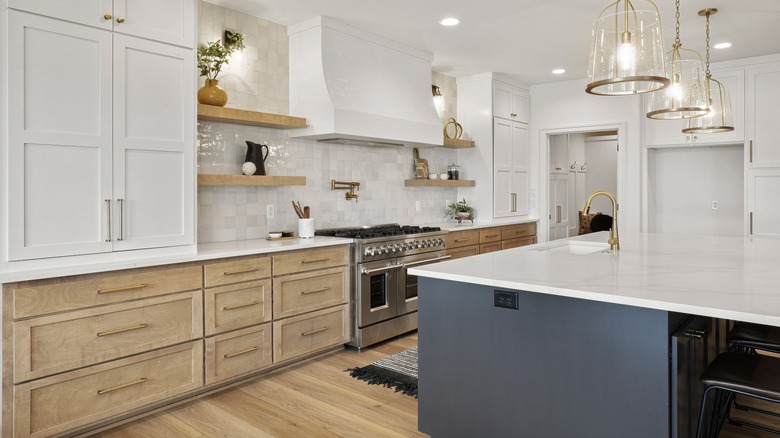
479,228,502,244
273,267,348,319
11,265,202,319
501,223,537,241
205,279,271,336
14,341,203,438
14,291,203,382
273,305,349,363
502,236,537,250
205,324,272,385
447,245,479,260
204,256,271,288
480,242,501,254
446,230,479,249
273,246,349,276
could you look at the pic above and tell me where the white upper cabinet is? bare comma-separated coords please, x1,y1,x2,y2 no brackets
746,63,780,168
644,69,745,147
747,169,780,238
493,81,529,123
7,0,195,47
494,119,529,218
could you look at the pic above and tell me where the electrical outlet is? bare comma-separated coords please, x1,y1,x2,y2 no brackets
415,200,421,212
266,204,275,219
494,291,519,310
712,200,719,210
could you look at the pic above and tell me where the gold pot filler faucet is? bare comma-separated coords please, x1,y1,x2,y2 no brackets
582,191,620,251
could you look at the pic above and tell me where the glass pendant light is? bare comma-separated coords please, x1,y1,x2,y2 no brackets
683,8,734,134
646,0,709,119
586,0,669,96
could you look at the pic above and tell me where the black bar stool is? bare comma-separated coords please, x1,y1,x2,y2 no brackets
727,322,780,354
696,352,780,437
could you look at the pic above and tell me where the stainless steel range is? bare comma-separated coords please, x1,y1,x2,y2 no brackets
315,224,450,348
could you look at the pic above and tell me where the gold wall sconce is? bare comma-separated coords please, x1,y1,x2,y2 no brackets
332,180,360,202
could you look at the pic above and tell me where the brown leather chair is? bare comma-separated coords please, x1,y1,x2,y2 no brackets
727,321,780,354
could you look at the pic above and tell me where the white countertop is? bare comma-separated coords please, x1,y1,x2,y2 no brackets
409,232,780,326
0,237,351,283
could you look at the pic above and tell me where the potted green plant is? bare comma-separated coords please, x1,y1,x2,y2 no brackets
197,31,245,106
446,198,475,222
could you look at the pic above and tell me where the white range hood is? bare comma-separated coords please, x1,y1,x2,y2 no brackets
287,17,442,147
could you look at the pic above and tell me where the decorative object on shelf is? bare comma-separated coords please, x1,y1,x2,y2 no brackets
223,29,245,51
446,198,475,224
586,0,669,96
413,148,429,179
244,141,269,175
439,173,449,180
241,162,256,176
443,118,463,139
432,85,442,98
196,32,245,106
428,173,439,180
432,85,444,115
683,8,735,134
448,163,460,180
646,0,709,120
331,180,360,202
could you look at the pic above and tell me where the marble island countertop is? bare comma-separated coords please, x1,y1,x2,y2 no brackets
409,232,780,326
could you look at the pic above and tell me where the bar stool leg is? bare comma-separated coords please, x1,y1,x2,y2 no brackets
697,386,720,438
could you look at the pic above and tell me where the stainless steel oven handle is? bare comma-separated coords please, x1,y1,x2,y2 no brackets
401,255,452,269
361,264,401,275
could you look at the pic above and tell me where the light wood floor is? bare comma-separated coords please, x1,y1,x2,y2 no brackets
91,331,777,438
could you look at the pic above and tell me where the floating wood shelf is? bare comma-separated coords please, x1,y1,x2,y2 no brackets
442,137,475,148
404,179,476,187
197,104,307,129
198,174,306,187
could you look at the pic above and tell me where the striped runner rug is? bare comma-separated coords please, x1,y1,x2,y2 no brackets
347,346,418,397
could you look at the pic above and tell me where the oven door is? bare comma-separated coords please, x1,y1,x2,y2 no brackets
398,252,451,315
357,259,400,328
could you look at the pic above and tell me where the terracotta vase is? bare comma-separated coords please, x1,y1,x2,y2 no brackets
197,78,228,107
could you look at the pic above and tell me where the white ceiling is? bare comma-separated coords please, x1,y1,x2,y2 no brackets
206,0,780,85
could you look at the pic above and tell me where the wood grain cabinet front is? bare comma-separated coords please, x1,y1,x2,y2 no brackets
273,267,348,319
204,256,271,288
446,245,479,260
501,223,536,241
204,279,272,336
204,324,272,385
272,246,349,276
11,265,202,319
446,230,479,249
273,305,350,364
14,291,203,382
14,341,203,438
502,236,536,250
479,229,502,244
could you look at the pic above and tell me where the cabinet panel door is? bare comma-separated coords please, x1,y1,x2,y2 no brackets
512,123,529,215
492,82,512,120
494,118,514,217
112,34,194,250
747,64,780,167
8,0,113,30
7,12,113,260
748,170,780,238
113,0,195,48
510,90,529,124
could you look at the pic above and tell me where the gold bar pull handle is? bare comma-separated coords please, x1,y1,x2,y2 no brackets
223,345,260,359
222,301,259,311
453,238,468,243
223,268,259,276
556,205,562,223
301,287,330,295
301,258,330,264
97,378,147,395
105,199,112,242
97,284,148,294
97,323,148,337
301,327,328,336
750,212,754,235
117,198,124,241
749,140,753,163
485,234,499,238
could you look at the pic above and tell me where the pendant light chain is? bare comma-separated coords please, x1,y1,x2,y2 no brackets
704,11,711,77
674,0,681,46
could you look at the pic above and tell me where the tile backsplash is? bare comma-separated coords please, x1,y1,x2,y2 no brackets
198,122,460,243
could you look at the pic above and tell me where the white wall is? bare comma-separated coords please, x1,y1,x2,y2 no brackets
530,79,642,241
648,145,744,237
584,136,618,214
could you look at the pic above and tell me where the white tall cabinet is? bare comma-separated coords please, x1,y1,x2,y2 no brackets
4,2,196,261
493,118,529,218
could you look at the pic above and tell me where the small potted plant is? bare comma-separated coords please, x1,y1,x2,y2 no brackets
446,199,475,223
197,30,245,107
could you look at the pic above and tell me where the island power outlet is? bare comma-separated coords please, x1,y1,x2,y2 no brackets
494,290,519,310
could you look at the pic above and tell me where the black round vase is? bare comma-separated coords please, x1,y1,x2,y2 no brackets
245,141,269,176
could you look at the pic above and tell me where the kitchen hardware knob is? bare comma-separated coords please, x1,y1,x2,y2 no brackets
390,245,397,253
365,247,374,256
116,16,125,23
104,13,113,20
511,112,517,117
379,246,387,254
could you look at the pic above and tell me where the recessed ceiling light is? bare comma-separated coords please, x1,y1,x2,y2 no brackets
552,69,566,75
713,42,732,49
439,17,460,26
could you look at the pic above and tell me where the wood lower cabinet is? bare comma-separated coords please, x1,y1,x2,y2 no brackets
205,324,273,385
273,305,350,364
273,266,348,319
446,223,537,259
204,279,272,336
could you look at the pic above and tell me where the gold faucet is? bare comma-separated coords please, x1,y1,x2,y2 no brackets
332,180,360,202
582,191,620,250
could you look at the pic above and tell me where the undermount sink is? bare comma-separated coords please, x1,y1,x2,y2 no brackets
529,240,611,255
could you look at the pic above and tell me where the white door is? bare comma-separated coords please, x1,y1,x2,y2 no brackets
494,118,514,217
112,34,195,251
7,12,113,260
8,0,113,30
747,169,780,238
113,0,195,48
492,82,512,121
510,89,529,123
512,122,529,215
747,63,780,167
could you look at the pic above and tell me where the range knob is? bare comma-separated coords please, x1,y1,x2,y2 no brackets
365,247,374,256
390,244,397,253
436,238,444,246
400,243,408,251
377,245,386,254
416,241,423,249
